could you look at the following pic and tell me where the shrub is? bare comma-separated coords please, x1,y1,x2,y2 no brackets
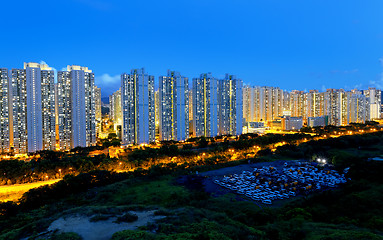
89,214,111,222
51,232,83,240
115,212,138,223
111,230,155,240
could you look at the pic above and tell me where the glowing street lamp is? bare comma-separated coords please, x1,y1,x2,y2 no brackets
317,158,327,164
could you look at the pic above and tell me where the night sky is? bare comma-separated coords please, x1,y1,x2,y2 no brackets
1,0,382,96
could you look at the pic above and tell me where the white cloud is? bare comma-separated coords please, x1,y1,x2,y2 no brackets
330,69,359,74
321,85,326,92
40,60,58,83
352,83,363,90
95,74,120,85
39,60,56,72
95,74,121,97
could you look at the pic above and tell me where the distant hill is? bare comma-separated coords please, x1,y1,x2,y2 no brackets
102,106,109,115
101,97,109,104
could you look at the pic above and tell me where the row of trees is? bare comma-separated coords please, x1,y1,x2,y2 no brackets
1,123,382,186
300,121,380,134
0,132,313,185
3,131,383,213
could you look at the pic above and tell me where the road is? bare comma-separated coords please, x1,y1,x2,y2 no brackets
0,179,61,202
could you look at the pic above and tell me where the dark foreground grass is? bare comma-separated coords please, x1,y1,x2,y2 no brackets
3,134,383,239
1,171,383,240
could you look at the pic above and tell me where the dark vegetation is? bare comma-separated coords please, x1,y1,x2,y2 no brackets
0,132,314,186
115,212,138,223
0,122,379,186
99,133,121,148
1,123,383,239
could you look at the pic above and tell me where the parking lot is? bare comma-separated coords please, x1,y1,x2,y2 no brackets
204,160,348,205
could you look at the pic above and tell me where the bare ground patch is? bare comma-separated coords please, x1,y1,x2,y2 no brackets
48,210,164,240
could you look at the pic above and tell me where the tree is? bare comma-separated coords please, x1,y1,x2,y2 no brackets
108,133,118,139
196,137,208,148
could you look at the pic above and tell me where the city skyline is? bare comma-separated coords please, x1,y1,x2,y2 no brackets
2,2,383,239
4,61,383,98
1,61,380,151
1,1,382,97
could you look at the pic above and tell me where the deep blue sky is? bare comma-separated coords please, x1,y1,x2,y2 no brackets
1,0,382,97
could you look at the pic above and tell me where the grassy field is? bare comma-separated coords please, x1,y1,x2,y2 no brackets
2,133,383,239
1,169,383,240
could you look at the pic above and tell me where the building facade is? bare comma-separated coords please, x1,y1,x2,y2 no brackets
243,85,256,123
218,74,243,136
159,70,189,141
58,65,96,150
192,73,218,137
363,88,381,120
350,93,368,123
0,69,10,152
95,86,102,137
8,63,56,153
121,68,155,145
109,88,122,132
308,116,329,127
10,69,27,153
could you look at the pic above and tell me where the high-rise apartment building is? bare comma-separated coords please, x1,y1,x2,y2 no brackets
159,70,189,141
25,64,44,153
218,74,243,136
243,86,284,124
121,68,155,145
272,87,284,120
258,87,273,122
8,63,56,153
55,83,59,149
307,90,324,118
363,88,381,120
94,86,102,137
0,69,10,153
257,86,284,122
58,65,96,150
38,63,56,151
154,90,160,140
340,91,352,126
192,73,218,137
323,89,339,126
109,88,122,131
350,93,368,123
10,69,27,153
188,89,193,137
26,63,56,152
243,85,256,123
290,90,307,121
242,86,376,127
188,89,193,122
282,91,291,114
